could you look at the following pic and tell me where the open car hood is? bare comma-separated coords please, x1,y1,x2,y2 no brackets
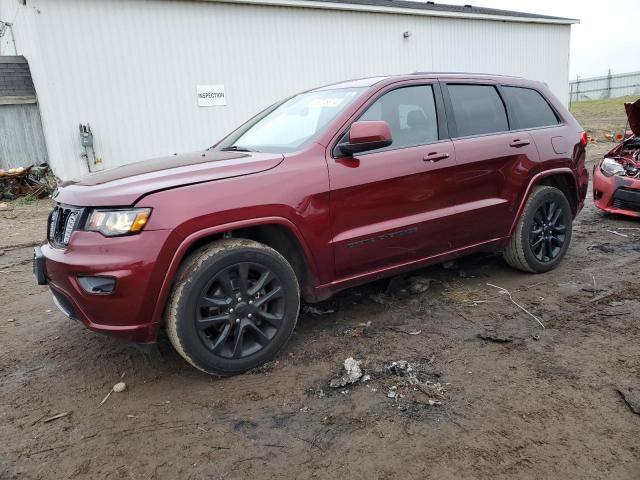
625,98,640,137
54,150,284,206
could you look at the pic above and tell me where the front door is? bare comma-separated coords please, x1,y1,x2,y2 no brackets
328,83,458,279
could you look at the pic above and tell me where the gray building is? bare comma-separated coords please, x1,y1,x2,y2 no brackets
0,55,47,170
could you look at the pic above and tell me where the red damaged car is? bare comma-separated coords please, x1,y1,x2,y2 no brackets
593,99,640,217
34,73,588,375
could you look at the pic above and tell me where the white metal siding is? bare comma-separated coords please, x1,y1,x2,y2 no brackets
1,0,571,180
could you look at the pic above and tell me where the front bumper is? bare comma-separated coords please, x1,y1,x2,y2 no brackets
35,229,175,342
593,164,640,218
33,246,47,285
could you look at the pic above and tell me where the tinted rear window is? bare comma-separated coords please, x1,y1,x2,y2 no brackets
447,84,508,137
502,86,559,129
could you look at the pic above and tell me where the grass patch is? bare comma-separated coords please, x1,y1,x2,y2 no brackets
570,95,638,137
13,194,37,206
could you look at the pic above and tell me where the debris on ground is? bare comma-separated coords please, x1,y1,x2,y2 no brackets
387,386,399,399
329,357,363,388
99,381,128,406
113,382,127,393
342,326,370,337
386,275,434,297
442,261,458,270
0,164,56,200
444,285,488,306
385,325,422,336
487,283,545,329
407,277,432,294
386,360,414,376
617,387,640,415
303,305,335,316
383,360,446,406
43,411,71,423
582,287,605,294
477,331,514,343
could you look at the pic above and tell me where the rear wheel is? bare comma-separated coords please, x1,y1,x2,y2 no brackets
504,186,573,273
166,239,300,375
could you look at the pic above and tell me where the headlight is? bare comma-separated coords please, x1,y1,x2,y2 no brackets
84,208,151,236
600,157,626,177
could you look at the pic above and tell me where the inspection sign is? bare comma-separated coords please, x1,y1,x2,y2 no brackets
197,85,226,106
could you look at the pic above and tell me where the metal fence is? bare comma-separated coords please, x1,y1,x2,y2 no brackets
569,70,640,104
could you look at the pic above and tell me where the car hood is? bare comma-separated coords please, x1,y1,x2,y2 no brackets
625,98,640,137
54,150,284,207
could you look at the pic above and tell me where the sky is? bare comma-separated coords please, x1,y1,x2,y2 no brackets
467,0,640,79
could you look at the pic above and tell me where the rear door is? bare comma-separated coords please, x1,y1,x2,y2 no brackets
441,82,539,248
328,82,457,279
500,85,570,207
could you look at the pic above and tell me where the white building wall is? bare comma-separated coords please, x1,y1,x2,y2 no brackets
0,0,572,180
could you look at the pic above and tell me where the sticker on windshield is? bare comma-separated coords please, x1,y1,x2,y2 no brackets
309,98,345,108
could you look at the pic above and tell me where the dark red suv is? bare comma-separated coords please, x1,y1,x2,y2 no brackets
34,73,588,375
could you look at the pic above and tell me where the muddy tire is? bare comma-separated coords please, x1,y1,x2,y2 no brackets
166,238,300,376
504,186,573,273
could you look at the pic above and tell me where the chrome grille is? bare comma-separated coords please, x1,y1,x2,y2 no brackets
48,204,84,247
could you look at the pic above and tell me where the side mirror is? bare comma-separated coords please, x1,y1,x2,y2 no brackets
339,121,392,155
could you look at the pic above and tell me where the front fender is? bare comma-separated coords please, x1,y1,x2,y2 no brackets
149,216,320,332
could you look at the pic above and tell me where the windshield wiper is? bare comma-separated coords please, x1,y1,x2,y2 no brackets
221,145,257,152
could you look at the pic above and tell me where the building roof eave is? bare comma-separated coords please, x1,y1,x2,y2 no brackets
202,0,579,25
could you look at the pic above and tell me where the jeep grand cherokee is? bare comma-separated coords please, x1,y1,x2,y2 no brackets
34,73,589,375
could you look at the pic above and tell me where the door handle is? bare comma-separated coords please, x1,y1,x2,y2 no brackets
509,139,531,148
423,152,449,162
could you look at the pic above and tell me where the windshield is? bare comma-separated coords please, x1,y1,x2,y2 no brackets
217,88,365,153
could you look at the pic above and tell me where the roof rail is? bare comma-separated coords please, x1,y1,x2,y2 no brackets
410,71,522,78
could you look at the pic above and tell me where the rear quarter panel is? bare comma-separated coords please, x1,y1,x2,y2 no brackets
503,81,587,224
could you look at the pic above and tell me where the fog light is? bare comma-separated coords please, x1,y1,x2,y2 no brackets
77,276,116,294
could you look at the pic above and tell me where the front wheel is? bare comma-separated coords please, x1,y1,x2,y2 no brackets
166,239,300,376
504,186,573,273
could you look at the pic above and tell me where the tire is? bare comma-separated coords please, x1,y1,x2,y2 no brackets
504,186,573,273
166,238,300,376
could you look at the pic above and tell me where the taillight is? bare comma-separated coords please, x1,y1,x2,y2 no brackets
580,131,588,145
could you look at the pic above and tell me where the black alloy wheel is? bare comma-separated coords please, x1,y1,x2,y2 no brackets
503,185,573,273
195,262,285,359
529,199,567,263
166,238,300,376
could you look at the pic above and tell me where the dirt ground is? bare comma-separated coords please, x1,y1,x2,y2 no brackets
2,141,640,479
